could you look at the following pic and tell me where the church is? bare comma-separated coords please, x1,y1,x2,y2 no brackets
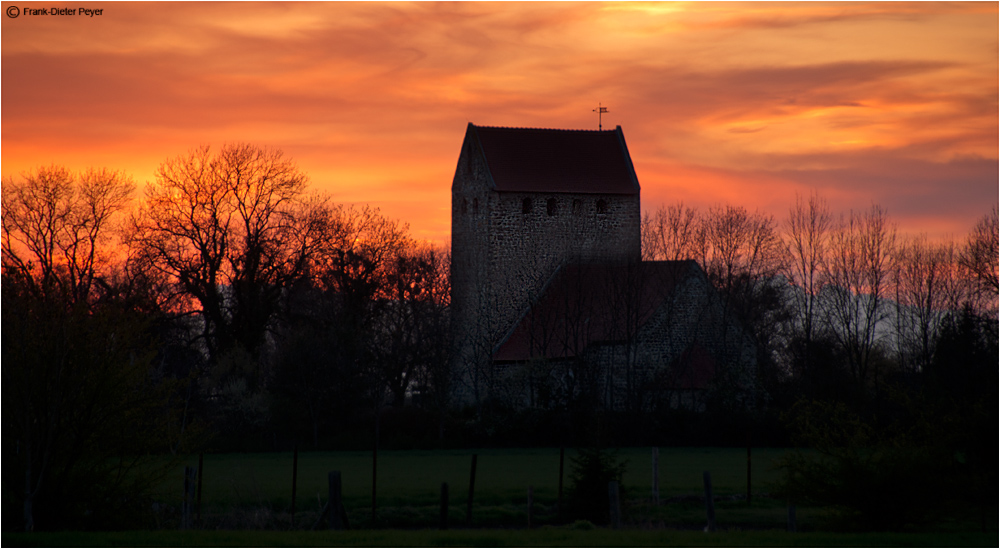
450,123,755,412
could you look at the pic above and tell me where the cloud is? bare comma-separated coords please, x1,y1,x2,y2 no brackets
2,2,996,246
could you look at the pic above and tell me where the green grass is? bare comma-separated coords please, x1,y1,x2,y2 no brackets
4,529,997,547
137,448,808,529
162,447,791,506
149,447,798,529
53,447,992,534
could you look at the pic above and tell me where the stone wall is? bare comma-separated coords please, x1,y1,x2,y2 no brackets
483,265,758,413
485,191,640,344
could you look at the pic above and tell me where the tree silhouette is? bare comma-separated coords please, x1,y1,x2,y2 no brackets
2,166,174,531
2,165,134,306
129,143,326,368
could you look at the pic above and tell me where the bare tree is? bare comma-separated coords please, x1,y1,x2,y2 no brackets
2,165,180,532
642,203,702,261
2,165,134,305
129,143,322,368
703,205,786,401
821,204,897,392
373,244,451,407
892,236,962,372
784,192,833,374
701,205,785,294
959,207,999,320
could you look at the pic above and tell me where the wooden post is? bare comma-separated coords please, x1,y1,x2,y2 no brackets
181,466,189,530
703,470,715,532
527,486,533,528
651,447,660,505
182,466,196,530
196,453,203,525
557,447,565,518
188,465,197,529
439,482,449,530
746,429,752,506
466,454,478,526
329,471,345,530
608,480,621,529
291,445,299,527
372,432,378,528
787,502,797,532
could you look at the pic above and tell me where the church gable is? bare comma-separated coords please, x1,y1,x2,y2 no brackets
493,260,698,362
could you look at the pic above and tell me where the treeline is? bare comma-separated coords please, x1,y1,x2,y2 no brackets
642,197,997,411
2,144,451,531
2,143,996,531
642,199,997,529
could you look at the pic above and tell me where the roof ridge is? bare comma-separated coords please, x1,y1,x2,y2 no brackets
473,124,616,133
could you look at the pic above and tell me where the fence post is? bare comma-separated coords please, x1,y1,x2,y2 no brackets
291,445,299,527
652,447,660,505
439,482,449,530
557,447,565,519
372,435,378,528
466,454,478,526
329,471,345,530
196,454,203,526
787,501,797,532
608,480,621,529
181,466,196,530
703,470,715,532
746,429,752,506
527,486,533,528
181,466,189,530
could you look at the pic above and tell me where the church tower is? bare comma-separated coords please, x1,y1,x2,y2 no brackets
450,124,641,406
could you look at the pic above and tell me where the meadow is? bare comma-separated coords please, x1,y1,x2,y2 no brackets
144,447,797,530
4,447,996,547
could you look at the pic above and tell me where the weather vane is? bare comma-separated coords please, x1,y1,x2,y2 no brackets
592,103,609,130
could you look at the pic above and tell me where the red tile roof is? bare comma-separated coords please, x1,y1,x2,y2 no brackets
471,124,640,195
668,343,717,391
493,260,698,362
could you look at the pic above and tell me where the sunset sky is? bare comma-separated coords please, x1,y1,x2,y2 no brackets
3,1,997,245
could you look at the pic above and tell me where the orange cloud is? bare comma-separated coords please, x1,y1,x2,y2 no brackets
3,2,996,247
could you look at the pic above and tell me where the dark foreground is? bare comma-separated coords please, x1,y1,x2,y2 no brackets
4,529,998,548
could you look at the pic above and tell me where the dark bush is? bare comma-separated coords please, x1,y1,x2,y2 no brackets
775,399,952,531
566,447,628,525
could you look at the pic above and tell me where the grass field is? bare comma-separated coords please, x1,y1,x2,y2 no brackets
169,447,788,503
148,447,805,530
133,446,997,535
9,446,991,544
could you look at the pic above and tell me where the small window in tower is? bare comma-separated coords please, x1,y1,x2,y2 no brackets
572,199,582,215
522,197,533,214
596,199,608,214
546,198,557,216
473,198,479,213
461,198,468,214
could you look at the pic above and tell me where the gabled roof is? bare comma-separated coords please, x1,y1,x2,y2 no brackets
469,124,640,195
493,260,698,362
668,343,717,391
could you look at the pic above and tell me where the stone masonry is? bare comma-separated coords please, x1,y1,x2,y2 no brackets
450,124,640,407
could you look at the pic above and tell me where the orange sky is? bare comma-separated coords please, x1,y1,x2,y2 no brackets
3,1,997,245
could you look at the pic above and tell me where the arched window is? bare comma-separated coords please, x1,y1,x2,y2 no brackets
572,199,582,215
596,199,608,214
473,198,479,214
461,198,468,214
546,198,557,216
522,197,533,214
